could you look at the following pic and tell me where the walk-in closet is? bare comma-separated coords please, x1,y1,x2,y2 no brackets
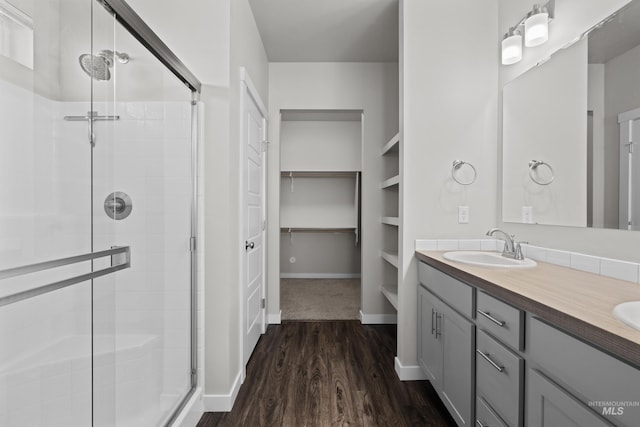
279,110,362,320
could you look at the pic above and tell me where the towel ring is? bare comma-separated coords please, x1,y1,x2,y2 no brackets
528,160,554,185
452,160,477,185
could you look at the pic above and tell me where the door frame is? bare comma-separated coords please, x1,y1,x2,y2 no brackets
239,67,268,380
618,107,640,230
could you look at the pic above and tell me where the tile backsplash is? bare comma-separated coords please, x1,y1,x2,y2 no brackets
415,239,640,285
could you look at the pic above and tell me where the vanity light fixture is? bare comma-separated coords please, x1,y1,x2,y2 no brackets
524,4,550,46
501,0,555,65
502,28,523,65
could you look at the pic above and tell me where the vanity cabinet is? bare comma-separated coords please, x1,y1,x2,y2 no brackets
475,292,524,427
418,267,475,427
417,258,640,427
527,368,614,427
527,317,640,427
476,396,508,427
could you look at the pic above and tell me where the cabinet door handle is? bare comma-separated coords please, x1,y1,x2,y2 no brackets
477,310,506,327
476,349,504,372
431,308,435,335
476,420,488,427
435,313,442,339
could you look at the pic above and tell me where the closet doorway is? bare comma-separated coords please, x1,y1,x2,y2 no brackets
279,110,362,320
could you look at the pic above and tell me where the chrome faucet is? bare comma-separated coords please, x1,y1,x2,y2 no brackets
486,228,524,260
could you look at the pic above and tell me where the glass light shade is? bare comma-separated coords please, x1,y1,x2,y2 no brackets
501,32,522,65
524,11,549,47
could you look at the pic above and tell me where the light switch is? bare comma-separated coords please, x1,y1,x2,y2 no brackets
458,206,469,224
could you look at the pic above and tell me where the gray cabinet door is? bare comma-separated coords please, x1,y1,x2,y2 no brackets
440,302,475,427
418,286,442,387
527,369,614,427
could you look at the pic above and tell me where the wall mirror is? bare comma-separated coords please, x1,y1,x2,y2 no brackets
502,0,640,230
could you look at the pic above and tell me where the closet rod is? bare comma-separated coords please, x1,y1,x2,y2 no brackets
280,227,356,233
280,171,358,178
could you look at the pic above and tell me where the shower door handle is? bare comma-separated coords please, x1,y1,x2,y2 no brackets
0,246,131,308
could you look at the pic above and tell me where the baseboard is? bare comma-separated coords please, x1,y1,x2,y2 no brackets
394,357,427,381
268,310,282,325
203,370,242,412
280,273,361,279
170,387,204,427
359,310,397,324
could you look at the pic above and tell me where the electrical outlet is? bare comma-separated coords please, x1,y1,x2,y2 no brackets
458,206,469,224
522,206,533,223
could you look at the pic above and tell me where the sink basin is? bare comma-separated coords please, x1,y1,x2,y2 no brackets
613,301,640,331
443,251,537,268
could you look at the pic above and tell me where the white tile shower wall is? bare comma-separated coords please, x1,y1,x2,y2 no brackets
415,239,640,285
0,91,195,426
0,78,91,390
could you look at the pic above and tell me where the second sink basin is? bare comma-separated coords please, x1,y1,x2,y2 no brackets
443,251,537,268
613,301,640,331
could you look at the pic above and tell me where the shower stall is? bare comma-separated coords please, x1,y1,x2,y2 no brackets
0,0,201,426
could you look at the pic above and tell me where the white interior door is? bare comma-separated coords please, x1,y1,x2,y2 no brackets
619,109,640,230
242,72,267,366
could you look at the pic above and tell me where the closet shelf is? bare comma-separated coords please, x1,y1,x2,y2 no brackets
280,227,356,233
281,171,359,178
381,250,399,268
381,175,400,189
381,284,398,310
381,216,399,226
381,133,400,156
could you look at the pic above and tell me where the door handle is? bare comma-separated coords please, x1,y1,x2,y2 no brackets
245,241,255,251
431,308,436,335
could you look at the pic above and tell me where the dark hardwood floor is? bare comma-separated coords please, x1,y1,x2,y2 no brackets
197,321,456,427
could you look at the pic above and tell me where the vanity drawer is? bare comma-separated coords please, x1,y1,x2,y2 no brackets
476,396,508,427
477,330,523,427
477,291,524,351
418,262,473,318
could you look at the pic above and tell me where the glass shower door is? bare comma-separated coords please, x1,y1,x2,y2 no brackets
1,0,196,424
90,2,195,425
0,1,95,426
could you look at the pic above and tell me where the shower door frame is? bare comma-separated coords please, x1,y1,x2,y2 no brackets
97,0,202,425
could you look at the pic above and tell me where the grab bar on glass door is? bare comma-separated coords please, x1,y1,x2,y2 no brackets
0,246,130,307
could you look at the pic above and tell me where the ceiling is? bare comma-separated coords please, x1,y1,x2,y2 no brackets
248,0,399,62
588,0,640,64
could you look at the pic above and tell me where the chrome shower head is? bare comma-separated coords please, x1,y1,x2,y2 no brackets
79,53,110,80
78,50,129,81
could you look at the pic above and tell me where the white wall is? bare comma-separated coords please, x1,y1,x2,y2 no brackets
497,0,640,262
267,62,399,321
399,0,498,369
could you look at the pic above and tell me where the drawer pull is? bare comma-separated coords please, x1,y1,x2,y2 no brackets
476,421,488,427
476,349,504,372
435,313,442,339
477,310,505,327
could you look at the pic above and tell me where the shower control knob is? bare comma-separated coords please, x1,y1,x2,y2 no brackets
104,192,133,220
105,198,126,213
